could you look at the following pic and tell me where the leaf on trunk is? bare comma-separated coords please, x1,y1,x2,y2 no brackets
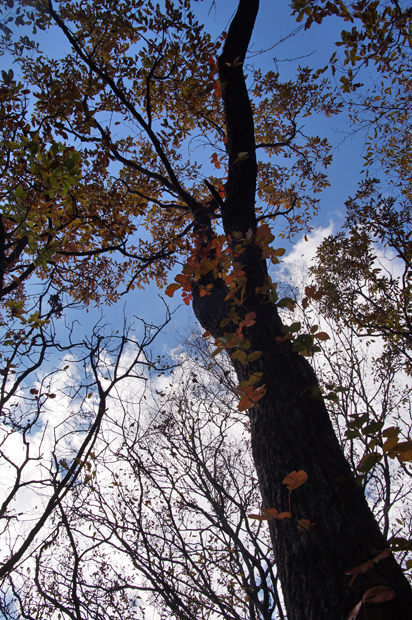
237,396,253,412
262,507,278,518
247,351,262,361
248,372,263,385
296,518,315,532
362,586,396,603
283,470,308,491
248,513,270,521
276,511,292,520
346,560,374,575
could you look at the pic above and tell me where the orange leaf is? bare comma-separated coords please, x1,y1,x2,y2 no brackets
283,470,308,491
202,331,211,339
250,384,266,402
237,396,253,412
244,311,256,321
175,274,187,285
276,511,292,520
165,283,180,297
211,152,221,169
262,507,278,518
248,514,270,521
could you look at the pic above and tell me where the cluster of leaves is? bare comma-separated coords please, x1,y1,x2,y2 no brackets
249,469,316,533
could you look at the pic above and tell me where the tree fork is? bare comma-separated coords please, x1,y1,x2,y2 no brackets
192,1,412,618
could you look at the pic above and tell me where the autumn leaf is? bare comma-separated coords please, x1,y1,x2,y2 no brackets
347,586,396,620
313,332,330,341
165,283,181,297
362,586,396,604
276,511,292,520
248,513,271,521
247,351,262,361
262,507,279,518
296,518,315,532
237,396,254,412
211,152,221,169
283,470,308,491
346,548,391,576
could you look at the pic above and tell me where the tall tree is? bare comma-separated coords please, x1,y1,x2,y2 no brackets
1,1,412,619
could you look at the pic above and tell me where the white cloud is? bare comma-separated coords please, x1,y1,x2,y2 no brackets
283,222,334,271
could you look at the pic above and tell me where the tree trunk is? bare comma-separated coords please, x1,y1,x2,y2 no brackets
191,1,412,618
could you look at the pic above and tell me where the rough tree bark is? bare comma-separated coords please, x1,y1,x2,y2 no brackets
191,1,412,619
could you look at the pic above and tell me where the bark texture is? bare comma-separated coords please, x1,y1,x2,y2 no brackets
191,1,412,619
